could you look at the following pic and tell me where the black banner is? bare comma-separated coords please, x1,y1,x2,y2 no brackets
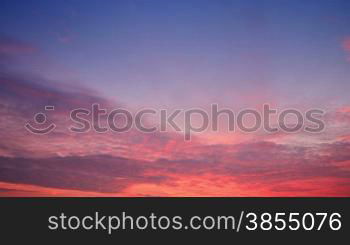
0,198,348,243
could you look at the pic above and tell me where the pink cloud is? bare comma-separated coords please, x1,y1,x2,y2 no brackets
342,37,350,62
0,36,37,54
343,37,350,51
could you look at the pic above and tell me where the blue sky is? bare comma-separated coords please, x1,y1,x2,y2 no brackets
1,0,350,108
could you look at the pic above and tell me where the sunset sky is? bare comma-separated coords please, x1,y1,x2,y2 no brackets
1,0,350,196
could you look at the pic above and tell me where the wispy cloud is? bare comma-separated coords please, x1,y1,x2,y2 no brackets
0,36,37,54
342,36,350,62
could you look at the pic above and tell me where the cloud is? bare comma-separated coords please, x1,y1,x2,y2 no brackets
0,137,350,195
1,73,350,195
0,155,168,193
0,38,350,196
0,36,37,54
0,70,112,115
343,37,350,51
342,37,350,62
